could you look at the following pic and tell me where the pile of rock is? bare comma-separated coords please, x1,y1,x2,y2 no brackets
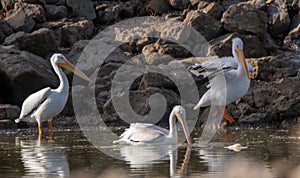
0,0,299,128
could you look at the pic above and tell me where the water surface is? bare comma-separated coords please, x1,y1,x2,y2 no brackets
0,126,300,177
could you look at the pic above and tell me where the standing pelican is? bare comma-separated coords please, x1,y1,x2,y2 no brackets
15,54,92,136
189,37,253,123
113,105,192,145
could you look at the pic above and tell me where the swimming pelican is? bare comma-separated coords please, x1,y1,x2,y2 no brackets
189,37,253,123
113,105,192,145
15,53,92,136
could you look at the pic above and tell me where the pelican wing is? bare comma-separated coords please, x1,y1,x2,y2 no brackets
118,123,168,143
189,57,254,78
19,87,52,118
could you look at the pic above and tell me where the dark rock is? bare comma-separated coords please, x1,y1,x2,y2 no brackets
4,28,57,57
154,39,192,58
0,47,58,105
66,0,96,20
0,119,17,129
146,0,172,15
184,10,223,41
45,4,68,20
61,19,94,47
221,3,268,35
220,0,247,9
284,14,300,49
16,2,46,23
0,104,20,119
200,2,224,20
248,0,267,10
0,20,14,42
5,8,35,33
267,0,290,37
209,33,267,58
97,4,122,25
262,33,279,53
168,0,190,10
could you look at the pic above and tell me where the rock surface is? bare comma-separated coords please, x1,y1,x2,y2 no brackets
0,0,299,129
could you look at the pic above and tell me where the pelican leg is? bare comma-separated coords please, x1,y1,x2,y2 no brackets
48,120,53,133
38,123,42,140
221,106,235,123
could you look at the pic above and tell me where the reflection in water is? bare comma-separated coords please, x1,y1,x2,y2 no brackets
119,145,191,177
16,137,69,178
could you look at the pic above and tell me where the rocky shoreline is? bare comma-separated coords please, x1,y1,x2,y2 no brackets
0,0,299,130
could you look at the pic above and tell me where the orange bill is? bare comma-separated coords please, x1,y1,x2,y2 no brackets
175,113,192,145
235,48,250,79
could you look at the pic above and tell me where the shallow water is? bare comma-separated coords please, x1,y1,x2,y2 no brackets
0,126,300,178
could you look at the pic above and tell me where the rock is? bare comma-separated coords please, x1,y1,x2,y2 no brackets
200,2,224,20
0,120,17,129
66,0,96,20
168,0,190,10
0,104,20,119
102,87,180,126
284,0,300,10
197,1,209,10
5,8,35,33
248,0,267,10
284,14,300,49
184,10,223,40
262,33,278,52
220,0,247,9
0,47,58,105
1,0,15,11
154,39,192,58
209,33,267,58
97,4,122,25
61,19,94,47
221,3,268,35
267,0,290,37
4,28,57,57
45,4,68,20
15,2,46,23
146,0,172,15
0,20,14,42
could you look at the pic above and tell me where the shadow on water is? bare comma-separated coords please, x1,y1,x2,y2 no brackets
0,125,300,177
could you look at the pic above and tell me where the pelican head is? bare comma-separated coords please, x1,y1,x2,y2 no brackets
172,105,192,145
232,38,250,79
50,53,92,83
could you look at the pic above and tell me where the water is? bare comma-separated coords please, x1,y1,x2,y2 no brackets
0,126,300,178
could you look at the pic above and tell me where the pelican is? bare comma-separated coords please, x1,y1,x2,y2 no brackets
113,105,192,145
15,53,92,136
189,37,253,123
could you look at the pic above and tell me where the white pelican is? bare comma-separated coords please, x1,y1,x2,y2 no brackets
113,105,192,145
189,37,253,123
15,54,92,136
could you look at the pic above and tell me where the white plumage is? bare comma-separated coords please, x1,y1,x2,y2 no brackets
114,105,192,145
189,37,252,123
15,54,92,137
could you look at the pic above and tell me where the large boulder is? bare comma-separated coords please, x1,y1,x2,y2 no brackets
66,0,96,20
267,0,290,37
221,2,268,35
4,28,57,58
0,47,58,105
184,10,223,41
209,33,267,58
5,8,35,33
61,19,94,47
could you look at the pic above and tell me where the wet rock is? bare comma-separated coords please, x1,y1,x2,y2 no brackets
0,120,17,129
267,0,290,37
0,20,14,42
0,104,20,119
200,2,224,20
61,19,94,47
5,8,35,33
221,3,268,35
146,0,172,15
168,0,190,10
184,10,223,40
45,4,68,20
209,33,267,58
4,28,57,57
66,0,96,20
0,47,58,105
